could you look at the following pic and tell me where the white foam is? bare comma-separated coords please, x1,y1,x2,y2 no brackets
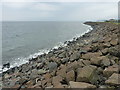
1,24,93,73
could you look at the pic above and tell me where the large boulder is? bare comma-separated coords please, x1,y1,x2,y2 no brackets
105,73,120,86
103,65,118,78
66,70,75,82
69,81,96,88
76,65,99,84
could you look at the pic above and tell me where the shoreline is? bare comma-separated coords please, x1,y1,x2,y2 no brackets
2,21,119,89
1,23,92,73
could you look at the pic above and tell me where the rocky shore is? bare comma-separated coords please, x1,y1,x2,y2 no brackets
1,21,120,89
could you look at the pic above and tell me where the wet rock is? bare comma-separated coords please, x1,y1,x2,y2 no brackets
76,65,99,84
103,65,118,78
47,62,58,72
70,52,80,62
66,70,75,82
105,73,120,86
69,81,96,88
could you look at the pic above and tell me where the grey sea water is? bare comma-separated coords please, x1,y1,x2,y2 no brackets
1,21,90,71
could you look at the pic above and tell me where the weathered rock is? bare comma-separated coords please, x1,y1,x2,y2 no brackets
108,46,120,57
47,62,58,72
69,81,96,88
103,65,118,78
66,61,78,72
82,60,91,66
58,52,66,58
66,70,75,82
37,69,47,75
56,66,67,78
100,56,110,67
110,38,118,46
101,48,109,55
70,52,80,62
76,65,99,84
81,52,102,60
52,76,63,86
90,57,102,66
105,73,120,86
61,58,69,64
30,81,42,88
54,84,64,88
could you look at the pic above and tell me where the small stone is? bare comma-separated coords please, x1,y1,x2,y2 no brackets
105,73,120,86
69,81,96,88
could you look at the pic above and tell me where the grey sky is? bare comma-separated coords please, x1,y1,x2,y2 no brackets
1,0,118,21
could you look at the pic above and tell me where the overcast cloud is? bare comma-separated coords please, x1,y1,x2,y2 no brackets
1,0,119,21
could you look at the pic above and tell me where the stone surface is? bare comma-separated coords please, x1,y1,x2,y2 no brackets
103,65,118,78
69,81,96,88
90,57,102,66
81,52,102,60
47,62,58,72
38,69,47,75
100,56,110,67
70,52,80,62
66,70,75,82
76,65,99,84
52,76,63,86
105,73,120,86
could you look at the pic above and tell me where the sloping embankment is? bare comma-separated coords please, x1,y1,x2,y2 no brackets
2,22,120,89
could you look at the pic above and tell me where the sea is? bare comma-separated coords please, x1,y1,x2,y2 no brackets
1,21,92,72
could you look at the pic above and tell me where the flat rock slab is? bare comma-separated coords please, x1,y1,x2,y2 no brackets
69,81,96,88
